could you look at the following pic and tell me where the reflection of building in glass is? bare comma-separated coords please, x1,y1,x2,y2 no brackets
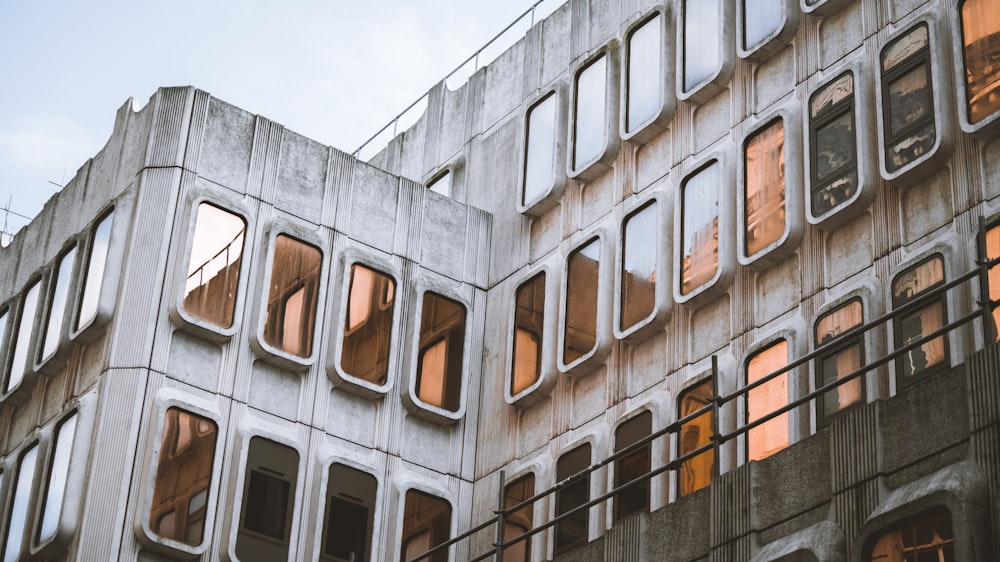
744,120,786,256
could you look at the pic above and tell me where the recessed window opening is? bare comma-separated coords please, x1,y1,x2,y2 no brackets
621,202,657,331
680,162,721,295
401,490,451,562
881,25,936,173
744,119,787,257
502,474,534,562
321,464,377,562
573,55,608,169
742,0,782,51
36,412,78,545
678,379,714,497
40,247,77,363
6,280,41,394
809,73,858,216
511,273,545,396
523,94,557,207
236,438,298,560
416,293,466,412
427,171,451,197
3,443,38,562
625,14,663,133
183,203,246,329
867,507,954,561
342,264,396,385
892,255,948,383
960,0,1000,124
77,210,114,331
564,238,601,364
682,0,722,92
263,235,321,357
815,299,865,423
747,340,789,462
555,444,591,554
149,408,217,546
614,412,651,521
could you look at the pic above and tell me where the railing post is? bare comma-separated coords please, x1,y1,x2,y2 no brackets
711,355,721,479
978,217,996,344
494,470,506,561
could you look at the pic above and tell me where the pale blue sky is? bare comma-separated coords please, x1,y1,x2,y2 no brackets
0,0,559,237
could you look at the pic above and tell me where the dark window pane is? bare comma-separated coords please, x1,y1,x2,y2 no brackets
6,280,40,393
416,293,466,412
747,340,789,461
41,247,77,361
342,264,396,385
564,239,601,364
237,438,299,561
621,203,657,330
3,444,38,561
683,0,722,91
555,444,590,553
892,256,948,381
882,25,936,173
149,408,217,546
815,300,864,420
401,490,451,562
523,94,557,206
626,15,662,132
263,235,322,357
810,73,858,217
503,474,535,562
512,274,545,395
678,379,714,497
322,464,377,562
614,412,651,521
183,203,246,329
574,55,607,168
77,210,114,330
743,0,782,50
868,507,954,562
37,412,78,544
744,119,786,256
961,0,1000,124
681,162,720,295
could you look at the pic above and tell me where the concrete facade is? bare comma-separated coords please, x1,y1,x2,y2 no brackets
0,0,999,561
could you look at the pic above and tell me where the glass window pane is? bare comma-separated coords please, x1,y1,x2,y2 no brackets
37,412,78,545
6,281,41,394
263,235,322,357
401,490,450,562
574,55,607,168
3,443,38,562
678,379,714,497
744,119,786,257
416,293,466,412
881,25,935,173
626,15,662,133
621,202,657,330
502,474,534,562
237,438,298,561
564,239,601,364
815,300,864,420
342,264,396,385
681,162,720,295
183,203,246,329
523,94,557,206
149,408,217,546
0,310,7,364
747,340,789,462
893,256,947,380
614,412,651,521
41,248,77,361
986,224,1000,341
743,0,783,50
322,464,377,562
868,507,954,562
683,0,721,92
810,72,858,217
511,273,545,395
555,444,590,553
77,210,114,331
961,0,1000,124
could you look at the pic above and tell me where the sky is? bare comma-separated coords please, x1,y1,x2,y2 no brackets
0,0,563,239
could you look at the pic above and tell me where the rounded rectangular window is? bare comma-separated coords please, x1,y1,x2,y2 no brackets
3,443,38,562
263,235,322,358
36,412,78,546
747,340,789,462
183,203,246,329
815,299,865,422
681,162,720,296
682,0,722,93
678,379,714,497
614,412,651,521
503,474,534,562
881,25,935,174
401,490,451,562
564,238,601,365
149,408,218,546
555,444,590,554
523,94,558,207
6,280,41,394
416,293,466,412
573,55,608,170
511,273,545,396
959,0,1000,125
40,247,77,363
342,264,396,385
742,0,783,51
236,437,298,561
322,464,377,562
867,507,953,561
625,14,663,134
809,73,858,217
892,255,948,383
621,202,657,331
744,119,787,258
76,210,114,331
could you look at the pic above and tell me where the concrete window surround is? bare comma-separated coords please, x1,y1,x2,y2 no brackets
951,0,1000,139
737,0,799,63
567,43,621,182
620,8,675,145
676,0,736,105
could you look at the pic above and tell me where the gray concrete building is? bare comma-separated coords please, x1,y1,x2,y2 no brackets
0,0,999,560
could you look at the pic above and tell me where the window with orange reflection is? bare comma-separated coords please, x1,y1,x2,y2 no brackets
564,238,601,364
416,293,466,412
815,299,865,423
744,119,786,257
678,379,714,497
986,224,1000,341
680,162,720,295
502,474,534,562
614,412,651,521
621,202,657,330
867,507,954,562
183,203,245,329
400,490,450,562
960,0,1000,124
342,264,396,385
149,408,217,546
892,255,949,383
746,340,789,462
263,235,322,357
511,273,545,395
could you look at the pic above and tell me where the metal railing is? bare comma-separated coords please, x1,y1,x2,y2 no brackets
405,223,998,562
